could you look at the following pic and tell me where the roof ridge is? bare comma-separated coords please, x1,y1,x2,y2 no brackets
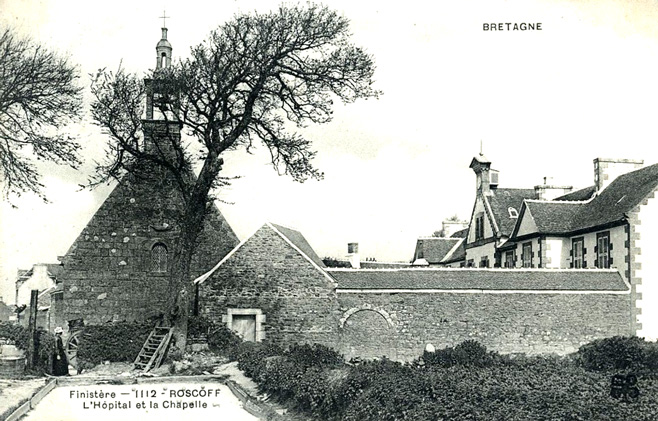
525,199,587,204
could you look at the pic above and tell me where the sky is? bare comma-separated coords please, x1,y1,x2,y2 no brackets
1,0,658,303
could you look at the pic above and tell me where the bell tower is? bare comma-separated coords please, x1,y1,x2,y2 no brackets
155,12,172,70
143,16,181,157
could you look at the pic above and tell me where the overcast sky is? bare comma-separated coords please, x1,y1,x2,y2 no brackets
1,0,658,303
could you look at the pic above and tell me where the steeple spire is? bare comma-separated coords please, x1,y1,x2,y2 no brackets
156,11,172,70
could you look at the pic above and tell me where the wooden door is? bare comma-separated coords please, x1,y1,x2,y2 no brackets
232,315,257,342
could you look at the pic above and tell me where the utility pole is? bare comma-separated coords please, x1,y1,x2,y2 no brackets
26,289,38,371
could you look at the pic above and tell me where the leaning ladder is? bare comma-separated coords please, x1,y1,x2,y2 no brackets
133,326,173,372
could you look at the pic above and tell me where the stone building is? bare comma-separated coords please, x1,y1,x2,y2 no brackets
196,222,632,361
51,26,239,333
196,223,340,347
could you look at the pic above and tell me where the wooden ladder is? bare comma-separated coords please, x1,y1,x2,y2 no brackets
134,326,173,372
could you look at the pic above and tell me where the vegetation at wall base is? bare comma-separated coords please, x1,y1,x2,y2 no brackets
76,321,152,369
229,337,658,421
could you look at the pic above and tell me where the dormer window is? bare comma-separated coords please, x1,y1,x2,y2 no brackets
508,207,518,218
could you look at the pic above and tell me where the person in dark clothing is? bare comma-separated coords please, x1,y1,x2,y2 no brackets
52,327,69,376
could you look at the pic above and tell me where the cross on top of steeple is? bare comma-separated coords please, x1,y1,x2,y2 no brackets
160,10,170,28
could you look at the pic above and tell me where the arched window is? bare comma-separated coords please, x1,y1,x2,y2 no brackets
151,243,168,273
508,207,519,218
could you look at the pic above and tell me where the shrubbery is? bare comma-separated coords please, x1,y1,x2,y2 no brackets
577,336,658,372
76,321,152,368
229,338,658,421
422,339,503,368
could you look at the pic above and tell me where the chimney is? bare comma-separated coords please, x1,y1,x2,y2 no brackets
469,153,494,195
594,158,644,192
534,177,573,200
347,242,360,269
441,219,469,237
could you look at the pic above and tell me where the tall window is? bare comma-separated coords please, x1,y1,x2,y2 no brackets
596,232,611,268
572,237,584,268
475,213,485,240
151,243,168,273
504,251,515,268
522,242,533,268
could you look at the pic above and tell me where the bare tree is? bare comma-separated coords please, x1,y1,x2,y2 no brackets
90,4,379,349
0,27,82,199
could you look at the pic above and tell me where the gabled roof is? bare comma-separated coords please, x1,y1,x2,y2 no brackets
520,200,585,235
413,237,462,264
511,163,658,237
328,268,629,292
195,222,331,284
270,223,325,268
570,163,658,231
487,188,536,236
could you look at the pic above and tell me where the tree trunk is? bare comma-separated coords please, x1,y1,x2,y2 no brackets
166,154,223,353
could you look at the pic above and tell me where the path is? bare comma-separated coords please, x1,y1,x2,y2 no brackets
21,382,258,421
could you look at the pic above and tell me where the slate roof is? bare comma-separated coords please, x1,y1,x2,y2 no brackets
514,163,658,236
523,200,584,234
270,223,326,268
570,163,658,231
414,238,462,264
195,222,329,284
441,239,466,264
450,228,469,239
487,188,536,236
555,185,596,201
328,268,628,291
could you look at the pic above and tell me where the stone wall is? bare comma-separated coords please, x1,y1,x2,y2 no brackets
337,291,632,361
56,165,238,330
198,225,340,348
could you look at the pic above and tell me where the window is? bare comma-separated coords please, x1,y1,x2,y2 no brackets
596,232,611,268
522,242,533,268
508,207,519,218
479,256,490,268
504,251,515,268
151,243,168,273
572,237,584,268
475,213,485,240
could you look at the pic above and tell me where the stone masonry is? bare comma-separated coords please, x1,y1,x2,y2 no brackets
55,166,238,329
337,292,632,361
198,224,341,348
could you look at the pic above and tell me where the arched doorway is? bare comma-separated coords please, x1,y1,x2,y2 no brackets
339,308,397,360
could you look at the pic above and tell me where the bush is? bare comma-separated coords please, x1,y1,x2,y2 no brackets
234,341,283,379
577,336,658,372
285,343,343,369
207,323,242,354
76,321,152,368
0,321,30,349
187,316,212,338
422,340,499,368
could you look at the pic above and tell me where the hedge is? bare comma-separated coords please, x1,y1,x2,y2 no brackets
231,339,658,421
76,321,152,369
